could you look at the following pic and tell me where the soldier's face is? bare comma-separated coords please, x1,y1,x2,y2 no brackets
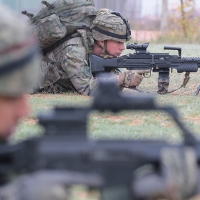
0,95,30,139
106,40,125,57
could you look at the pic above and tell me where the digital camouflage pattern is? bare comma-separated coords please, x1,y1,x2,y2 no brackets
41,34,100,95
23,0,100,95
40,30,120,95
37,7,130,95
32,14,67,49
30,0,96,49
91,8,130,42
0,3,40,97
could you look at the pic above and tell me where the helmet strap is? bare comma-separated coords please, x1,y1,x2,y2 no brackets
94,40,103,49
94,40,110,55
102,41,107,53
102,41,112,56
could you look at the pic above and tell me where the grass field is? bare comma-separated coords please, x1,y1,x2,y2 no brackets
13,44,200,144
12,44,200,142
9,43,200,200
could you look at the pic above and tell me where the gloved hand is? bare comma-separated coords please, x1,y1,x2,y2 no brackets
99,54,117,59
0,170,102,200
157,78,169,94
133,147,198,200
160,147,198,200
118,70,149,87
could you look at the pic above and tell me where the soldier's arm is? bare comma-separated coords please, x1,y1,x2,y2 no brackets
57,37,99,96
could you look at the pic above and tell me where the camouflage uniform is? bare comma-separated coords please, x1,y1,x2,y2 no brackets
0,6,40,97
0,0,40,187
39,8,131,95
41,32,99,95
0,3,100,200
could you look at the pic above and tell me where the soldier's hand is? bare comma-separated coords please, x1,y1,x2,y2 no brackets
99,54,117,59
133,148,198,200
160,147,198,200
118,70,149,87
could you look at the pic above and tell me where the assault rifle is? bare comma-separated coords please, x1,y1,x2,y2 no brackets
89,42,200,94
0,80,200,200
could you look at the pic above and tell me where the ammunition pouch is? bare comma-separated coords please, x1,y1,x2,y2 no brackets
32,14,67,49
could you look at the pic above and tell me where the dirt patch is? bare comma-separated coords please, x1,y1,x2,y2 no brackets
104,115,129,122
93,115,129,122
185,116,200,122
161,121,173,128
26,94,66,99
130,119,144,126
23,118,38,125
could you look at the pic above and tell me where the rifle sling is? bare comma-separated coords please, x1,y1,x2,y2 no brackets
167,72,190,94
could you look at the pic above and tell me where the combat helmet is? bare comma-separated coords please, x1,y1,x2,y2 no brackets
91,8,131,43
0,3,40,97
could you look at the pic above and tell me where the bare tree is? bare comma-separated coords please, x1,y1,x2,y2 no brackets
160,0,168,32
179,0,195,38
180,0,187,37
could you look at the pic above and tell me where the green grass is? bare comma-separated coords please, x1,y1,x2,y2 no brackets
9,43,200,200
12,44,200,143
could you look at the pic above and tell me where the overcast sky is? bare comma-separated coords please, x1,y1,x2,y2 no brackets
142,0,200,16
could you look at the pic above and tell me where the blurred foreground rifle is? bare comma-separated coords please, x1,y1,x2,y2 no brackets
195,85,200,96
0,80,200,200
90,42,200,94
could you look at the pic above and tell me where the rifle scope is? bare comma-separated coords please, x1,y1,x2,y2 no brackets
126,43,149,50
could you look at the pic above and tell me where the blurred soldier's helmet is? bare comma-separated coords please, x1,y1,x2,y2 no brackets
91,8,131,42
0,3,40,97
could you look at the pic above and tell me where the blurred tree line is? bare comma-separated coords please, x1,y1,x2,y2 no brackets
94,0,143,29
1,0,199,43
0,0,130,15
94,0,200,43
158,0,200,43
